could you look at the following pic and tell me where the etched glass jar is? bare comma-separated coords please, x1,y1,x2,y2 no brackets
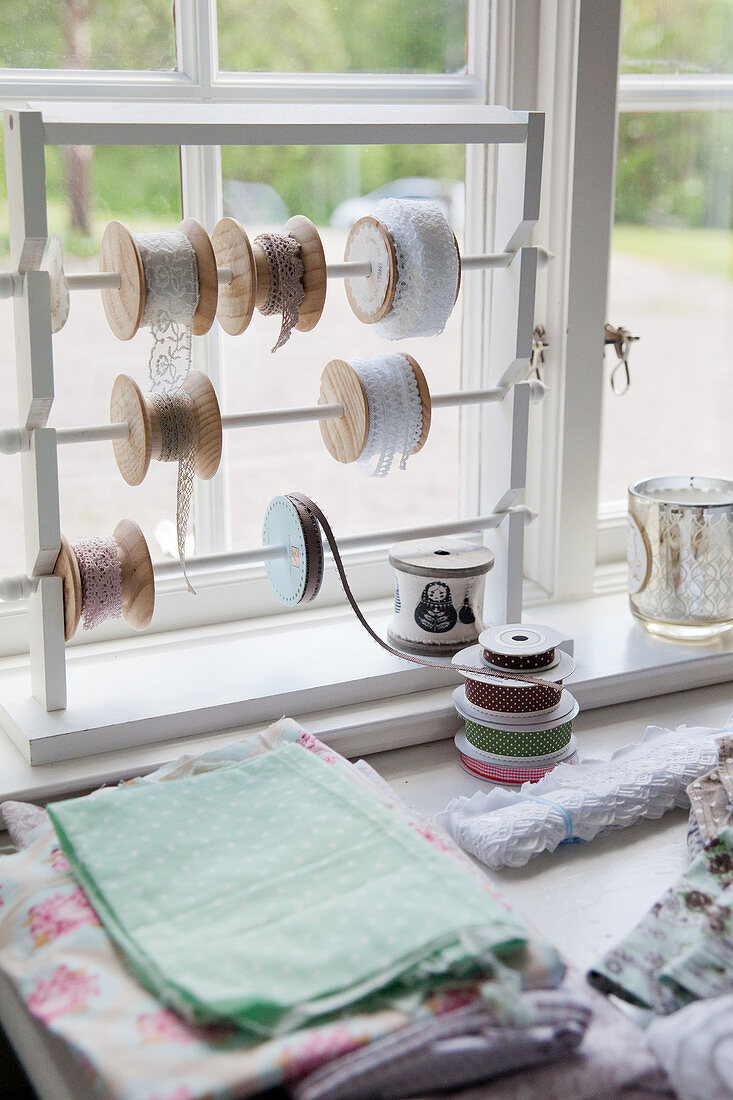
628,476,733,640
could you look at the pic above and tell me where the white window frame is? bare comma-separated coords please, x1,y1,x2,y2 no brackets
0,0,501,657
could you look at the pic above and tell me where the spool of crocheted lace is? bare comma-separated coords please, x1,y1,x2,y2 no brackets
134,230,200,394
254,232,305,352
151,391,197,593
374,198,460,340
349,354,423,477
72,536,123,631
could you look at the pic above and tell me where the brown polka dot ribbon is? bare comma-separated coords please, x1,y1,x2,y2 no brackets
482,645,556,671
464,675,562,715
284,492,564,701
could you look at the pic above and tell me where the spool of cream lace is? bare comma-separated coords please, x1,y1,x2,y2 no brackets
151,392,197,593
254,232,305,352
134,230,200,395
374,198,460,340
72,536,123,631
350,354,423,477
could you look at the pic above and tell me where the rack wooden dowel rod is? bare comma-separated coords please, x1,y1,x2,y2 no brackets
0,383,519,456
221,403,345,431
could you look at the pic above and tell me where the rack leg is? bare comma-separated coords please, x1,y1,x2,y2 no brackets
5,109,66,712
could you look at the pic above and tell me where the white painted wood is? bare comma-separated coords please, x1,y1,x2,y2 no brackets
34,101,530,146
20,429,61,576
494,111,544,252
619,73,733,112
495,249,539,388
554,1,622,600
28,576,66,711
4,110,47,272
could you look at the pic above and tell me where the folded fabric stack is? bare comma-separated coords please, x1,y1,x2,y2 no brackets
438,721,728,869
0,718,590,1100
451,624,578,785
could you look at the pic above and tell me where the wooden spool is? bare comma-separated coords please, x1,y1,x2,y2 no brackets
211,215,327,336
109,370,222,486
53,520,155,640
99,218,218,340
318,354,431,464
343,214,462,325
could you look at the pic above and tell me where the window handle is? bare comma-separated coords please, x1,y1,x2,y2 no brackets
605,323,639,395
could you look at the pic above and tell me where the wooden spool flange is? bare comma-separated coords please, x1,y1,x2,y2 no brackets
100,218,218,340
318,354,431,464
343,215,462,325
53,520,155,640
211,217,256,336
110,370,223,486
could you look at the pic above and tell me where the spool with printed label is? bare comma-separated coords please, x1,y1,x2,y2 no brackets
387,537,494,656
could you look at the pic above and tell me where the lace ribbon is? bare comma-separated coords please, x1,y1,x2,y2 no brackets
72,536,123,631
373,198,460,340
254,232,305,352
152,392,197,593
350,354,423,478
135,230,199,395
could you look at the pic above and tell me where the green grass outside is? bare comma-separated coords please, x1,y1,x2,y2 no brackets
613,224,733,280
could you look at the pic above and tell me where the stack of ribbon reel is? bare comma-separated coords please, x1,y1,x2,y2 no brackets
452,624,578,784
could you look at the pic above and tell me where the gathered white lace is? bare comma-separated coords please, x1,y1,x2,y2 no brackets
136,230,199,395
350,354,423,478
373,199,460,340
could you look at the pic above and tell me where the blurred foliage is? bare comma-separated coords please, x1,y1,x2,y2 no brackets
621,0,733,74
0,0,731,258
216,0,467,74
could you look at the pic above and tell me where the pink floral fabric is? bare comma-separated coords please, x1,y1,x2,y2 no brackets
0,718,560,1100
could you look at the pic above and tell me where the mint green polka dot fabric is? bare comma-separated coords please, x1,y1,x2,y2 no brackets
48,742,526,1037
464,719,573,758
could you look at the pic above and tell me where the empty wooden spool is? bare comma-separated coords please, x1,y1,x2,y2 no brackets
99,218,219,340
53,520,155,640
109,370,223,486
212,215,327,336
318,355,431,464
343,214,461,325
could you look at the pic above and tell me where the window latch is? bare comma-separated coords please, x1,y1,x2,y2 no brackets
605,323,639,396
529,325,549,381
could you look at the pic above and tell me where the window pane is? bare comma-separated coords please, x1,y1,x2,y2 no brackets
622,0,733,75
0,0,176,70
0,138,183,577
219,143,465,552
217,0,468,74
599,111,733,506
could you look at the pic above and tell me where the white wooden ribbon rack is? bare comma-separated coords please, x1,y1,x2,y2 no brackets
0,103,544,764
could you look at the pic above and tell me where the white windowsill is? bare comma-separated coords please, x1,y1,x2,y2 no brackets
2,588,733,802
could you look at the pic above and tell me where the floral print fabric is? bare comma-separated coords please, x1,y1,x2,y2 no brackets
589,735,733,1014
0,719,561,1100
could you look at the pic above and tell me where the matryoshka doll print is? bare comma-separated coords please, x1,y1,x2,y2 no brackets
387,536,495,656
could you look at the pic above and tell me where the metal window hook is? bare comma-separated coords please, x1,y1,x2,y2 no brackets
605,323,639,396
529,325,549,381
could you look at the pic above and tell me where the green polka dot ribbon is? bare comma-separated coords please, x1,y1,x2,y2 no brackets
464,718,573,758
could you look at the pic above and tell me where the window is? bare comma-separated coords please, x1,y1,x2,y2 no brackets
0,0,496,657
598,1,733,570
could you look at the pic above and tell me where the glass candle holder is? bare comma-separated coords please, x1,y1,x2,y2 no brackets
628,476,733,641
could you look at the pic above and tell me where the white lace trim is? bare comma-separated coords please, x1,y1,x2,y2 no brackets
373,199,460,341
136,230,199,395
350,354,423,478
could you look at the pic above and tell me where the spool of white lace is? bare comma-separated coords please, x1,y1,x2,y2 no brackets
374,198,460,340
350,354,423,478
134,230,200,395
